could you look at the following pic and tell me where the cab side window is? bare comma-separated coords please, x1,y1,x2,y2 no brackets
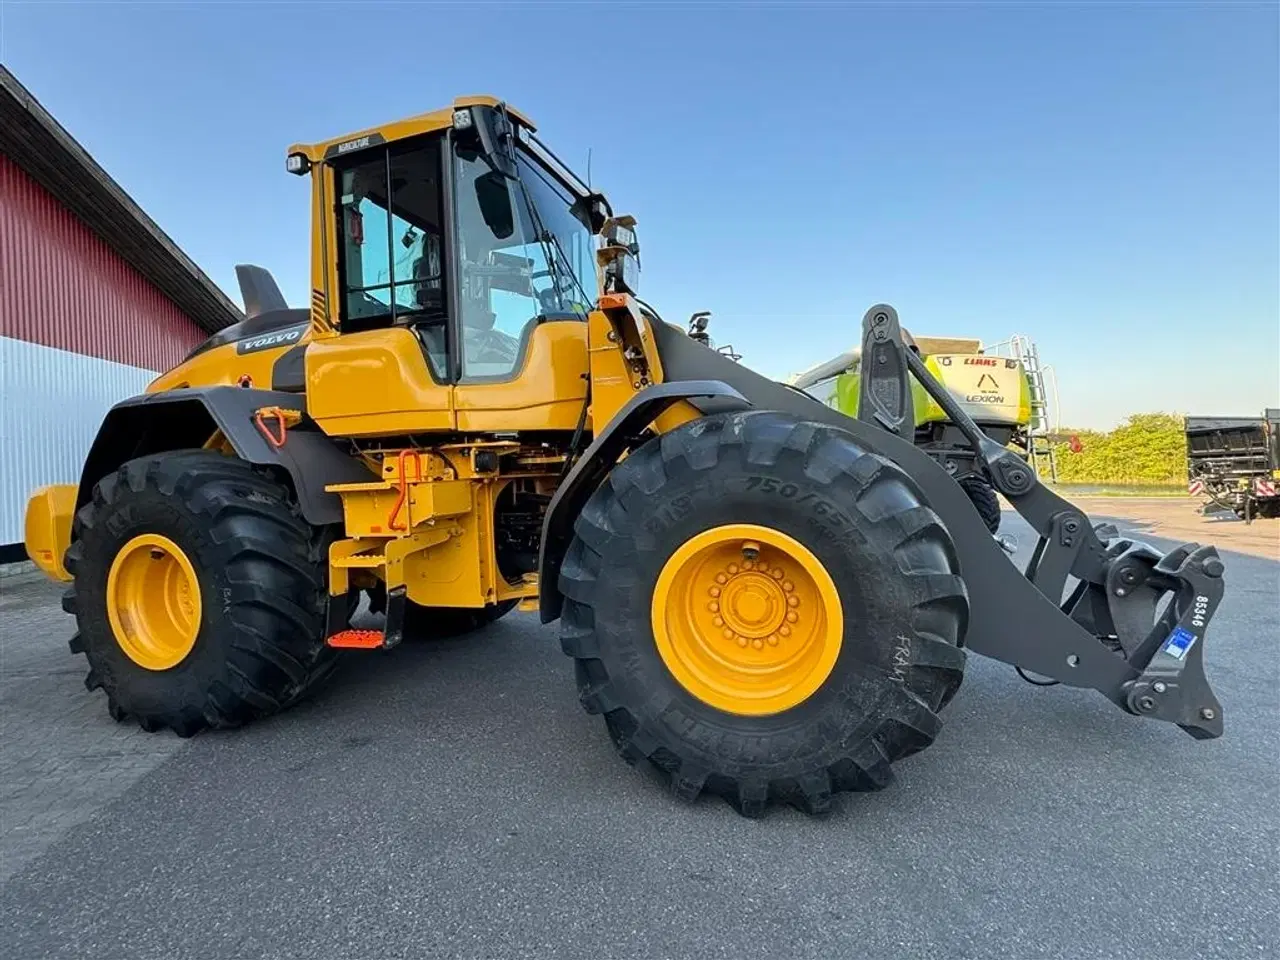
337,139,448,376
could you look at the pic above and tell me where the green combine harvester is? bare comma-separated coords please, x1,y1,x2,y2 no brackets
789,335,1033,533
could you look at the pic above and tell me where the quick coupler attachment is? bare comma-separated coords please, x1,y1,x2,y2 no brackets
1103,541,1225,740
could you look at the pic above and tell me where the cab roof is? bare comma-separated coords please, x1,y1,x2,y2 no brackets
287,96,536,164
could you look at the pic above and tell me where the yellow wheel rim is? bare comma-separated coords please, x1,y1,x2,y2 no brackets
651,523,843,716
106,534,202,671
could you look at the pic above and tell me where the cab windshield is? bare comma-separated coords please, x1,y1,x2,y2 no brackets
453,147,596,379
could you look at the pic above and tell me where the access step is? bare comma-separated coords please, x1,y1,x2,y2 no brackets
326,629,385,649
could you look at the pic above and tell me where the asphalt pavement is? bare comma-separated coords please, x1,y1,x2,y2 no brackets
1,510,1277,960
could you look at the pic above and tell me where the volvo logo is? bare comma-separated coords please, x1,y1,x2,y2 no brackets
236,324,306,355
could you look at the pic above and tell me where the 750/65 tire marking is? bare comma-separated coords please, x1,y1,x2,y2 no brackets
744,476,845,526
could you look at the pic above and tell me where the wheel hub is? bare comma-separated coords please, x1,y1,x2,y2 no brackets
106,533,202,671
716,567,791,644
651,523,843,715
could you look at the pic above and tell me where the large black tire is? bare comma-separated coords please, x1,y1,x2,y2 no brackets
403,599,519,640
1244,498,1280,520
958,474,1002,534
63,450,333,736
558,411,968,817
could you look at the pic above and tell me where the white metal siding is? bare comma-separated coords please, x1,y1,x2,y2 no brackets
0,335,155,545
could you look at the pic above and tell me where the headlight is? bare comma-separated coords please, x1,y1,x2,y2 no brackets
604,250,640,296
608,223,635,249
602,217,638,254
599,215,640,295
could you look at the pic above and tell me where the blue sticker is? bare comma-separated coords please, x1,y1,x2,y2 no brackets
1162,626,1197,660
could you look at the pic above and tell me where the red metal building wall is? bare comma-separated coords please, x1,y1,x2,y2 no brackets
0,154,206,369
1,154,213,547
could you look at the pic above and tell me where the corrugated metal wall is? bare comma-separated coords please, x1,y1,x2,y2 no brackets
0,155,204,371
0,155,209,547
0,338,155,544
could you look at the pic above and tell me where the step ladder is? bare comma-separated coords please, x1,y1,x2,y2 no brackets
987,334,1058,483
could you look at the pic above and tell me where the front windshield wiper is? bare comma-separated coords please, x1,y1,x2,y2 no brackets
489,105,594,319
513,187,591,319
535,228,591,303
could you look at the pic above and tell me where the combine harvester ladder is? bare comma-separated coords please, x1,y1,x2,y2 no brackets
989,334,1059,482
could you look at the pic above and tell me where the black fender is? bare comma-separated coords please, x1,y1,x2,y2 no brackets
537,380,750,623
76,386,373,526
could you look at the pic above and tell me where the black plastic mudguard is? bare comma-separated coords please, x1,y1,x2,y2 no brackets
537,380,750,622
76,386,373,526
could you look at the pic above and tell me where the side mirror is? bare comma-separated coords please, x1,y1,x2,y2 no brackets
474,170,515,240
688,311,712,345
459,105,518,180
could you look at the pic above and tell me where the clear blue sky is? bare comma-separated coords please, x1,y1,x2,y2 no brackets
3,1,1276,428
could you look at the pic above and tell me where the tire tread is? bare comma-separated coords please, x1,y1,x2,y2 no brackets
64,450,333,736
558,411,968,817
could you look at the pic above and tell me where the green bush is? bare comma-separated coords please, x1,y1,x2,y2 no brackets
1051,413,1186,486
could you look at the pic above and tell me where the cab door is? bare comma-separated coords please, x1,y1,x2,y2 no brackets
306,135,457,438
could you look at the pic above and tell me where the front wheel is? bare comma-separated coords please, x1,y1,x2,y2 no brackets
558,411,968,817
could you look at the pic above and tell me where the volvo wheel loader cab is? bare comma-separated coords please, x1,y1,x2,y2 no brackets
25,97,1228,816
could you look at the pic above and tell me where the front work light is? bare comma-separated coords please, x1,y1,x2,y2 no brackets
602,217,638,255
453,108,474,130
608,251,640,295
286,153,310,176
599,215,640,295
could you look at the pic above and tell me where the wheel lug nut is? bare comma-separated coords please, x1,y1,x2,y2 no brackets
709,586,721,597
716,574,728,584
767,635,779,646
787,596,799,608
782,581,794,592
786,611,798,623
751,639,763,650
713,616,724,627
771,568,783,579
735,635,747,647
728,564,739,575
709,602,720,613
780,625,791,636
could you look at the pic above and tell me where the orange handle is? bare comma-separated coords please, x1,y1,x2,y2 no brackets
254,408,288,449
387,449,423,531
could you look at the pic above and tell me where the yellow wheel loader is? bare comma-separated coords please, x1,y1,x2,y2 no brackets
25,98,1226,816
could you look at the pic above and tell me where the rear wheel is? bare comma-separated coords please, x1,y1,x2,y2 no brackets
63,450,332,736
558,411,968,816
